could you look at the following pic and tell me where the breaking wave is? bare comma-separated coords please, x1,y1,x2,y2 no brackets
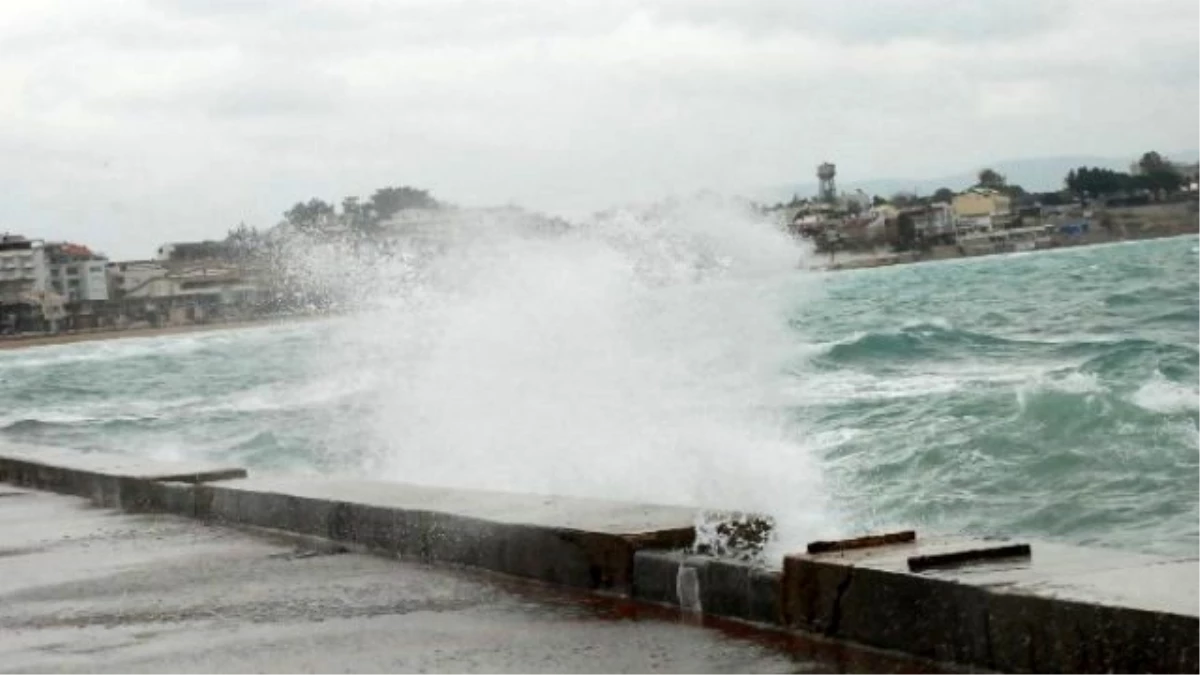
0,224,1195,556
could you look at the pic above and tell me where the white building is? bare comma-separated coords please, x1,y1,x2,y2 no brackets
44,243,109,303
122,263,261,303
107,260,169,298
0,235,49,304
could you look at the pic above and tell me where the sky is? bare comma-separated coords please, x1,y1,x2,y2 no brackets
1,0,1197,259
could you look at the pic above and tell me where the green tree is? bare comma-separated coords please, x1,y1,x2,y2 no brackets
1067,166,1138,196
369,186,440,222
1137,151,1170,174
1135,151,1184,195
284,199,335,231
1141,170,1184,195
342,196,375,232
932,187,956,203
976,168,1007,190
1001,183,1027,199
224,222,263,261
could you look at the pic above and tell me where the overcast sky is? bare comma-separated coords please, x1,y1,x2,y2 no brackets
2,0,1197,259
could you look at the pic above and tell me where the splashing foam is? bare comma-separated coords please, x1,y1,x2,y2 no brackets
282,198,839,551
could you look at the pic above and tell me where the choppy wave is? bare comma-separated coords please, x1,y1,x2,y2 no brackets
1131,372,1200,414
817,322,1012,363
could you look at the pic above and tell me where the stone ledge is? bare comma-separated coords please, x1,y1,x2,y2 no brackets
782,534,1199,673
0,445,246,509
181,476,696,594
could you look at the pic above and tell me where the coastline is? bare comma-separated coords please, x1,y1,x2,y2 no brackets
812,227,1199,272
0,314,325,352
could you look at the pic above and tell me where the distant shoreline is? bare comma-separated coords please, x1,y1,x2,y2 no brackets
813,228,1198,272
0,315,324,352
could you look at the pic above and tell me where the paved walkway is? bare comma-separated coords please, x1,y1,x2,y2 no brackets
0,488,923,673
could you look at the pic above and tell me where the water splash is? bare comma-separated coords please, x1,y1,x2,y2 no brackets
285,198,838,547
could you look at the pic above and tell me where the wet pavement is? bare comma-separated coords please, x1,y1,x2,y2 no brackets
0,488,928,674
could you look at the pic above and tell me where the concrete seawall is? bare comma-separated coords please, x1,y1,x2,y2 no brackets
2,446,1196,673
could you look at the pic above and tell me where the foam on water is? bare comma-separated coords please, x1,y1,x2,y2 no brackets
1131,371,1200,414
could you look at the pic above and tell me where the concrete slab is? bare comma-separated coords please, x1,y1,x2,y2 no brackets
208,476,701,534
782,533,1199,673
0,489,929,674
189,477,699,594
0,449,698,595
0,445,246,510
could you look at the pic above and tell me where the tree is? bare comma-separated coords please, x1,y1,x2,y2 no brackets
932,187,956,203
1137,151,1170,175
1066,166,1137,197
1135,151,1184,195
224,222,263,261
368,186,440,222
976,168,1007,190
342,196,376,232
284,199,335,231
1140,169,1184,195
872,195,887,207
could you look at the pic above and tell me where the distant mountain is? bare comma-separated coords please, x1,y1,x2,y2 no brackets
747,150,1200,205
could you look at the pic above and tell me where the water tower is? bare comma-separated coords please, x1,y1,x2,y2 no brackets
817,163,837,203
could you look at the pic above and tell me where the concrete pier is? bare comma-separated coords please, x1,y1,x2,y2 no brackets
2,446,1197,673
0,488,860,673
781,534,1198,673
0,444,246,508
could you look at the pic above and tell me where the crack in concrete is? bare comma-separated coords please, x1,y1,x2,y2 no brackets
981,605,995,669
825,571,853,637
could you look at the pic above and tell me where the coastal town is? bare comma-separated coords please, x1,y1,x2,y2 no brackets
772,151,1200,270
0,235,273,338
1,152,1197,340
0,198,565,340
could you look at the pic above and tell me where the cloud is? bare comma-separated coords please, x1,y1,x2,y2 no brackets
0,0,1196,258
645,0,1076,44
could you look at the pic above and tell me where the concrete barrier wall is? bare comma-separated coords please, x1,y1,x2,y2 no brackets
2,446,1197,673
0,445,245,509
197,479,696,593
781,535,1199,673
633,550,781,627
0,449,696,596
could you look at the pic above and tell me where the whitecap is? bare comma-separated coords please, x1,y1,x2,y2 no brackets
1131,373,1199,414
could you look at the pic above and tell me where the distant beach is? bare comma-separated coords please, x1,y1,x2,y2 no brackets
0,315,321,351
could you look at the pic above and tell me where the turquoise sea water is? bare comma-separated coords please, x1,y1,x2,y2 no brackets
1,235,1196,556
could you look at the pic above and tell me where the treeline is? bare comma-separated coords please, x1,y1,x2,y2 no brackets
215,184,445,258
775,150,1193,214
1066,151,1188,198
890,169,1030,208
282,185,443,232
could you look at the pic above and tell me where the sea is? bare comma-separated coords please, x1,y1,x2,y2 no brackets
1,209,1195,557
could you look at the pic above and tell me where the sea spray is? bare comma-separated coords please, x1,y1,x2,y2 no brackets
285,197,840,549
3,233,1194,557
